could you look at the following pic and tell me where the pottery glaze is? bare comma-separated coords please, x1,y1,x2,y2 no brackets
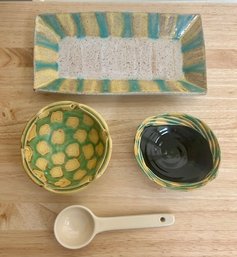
21,101,112,193
134,114,221,190
34,12,206,95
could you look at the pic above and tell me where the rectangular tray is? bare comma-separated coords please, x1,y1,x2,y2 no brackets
34,12,206,95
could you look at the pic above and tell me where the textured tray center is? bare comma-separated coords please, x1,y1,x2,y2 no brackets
58,36,183,80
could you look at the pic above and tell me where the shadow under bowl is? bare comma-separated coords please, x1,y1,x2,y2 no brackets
134,113,221,190
21,101,112,193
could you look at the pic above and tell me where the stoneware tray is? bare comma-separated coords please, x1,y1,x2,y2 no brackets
34,12,206,95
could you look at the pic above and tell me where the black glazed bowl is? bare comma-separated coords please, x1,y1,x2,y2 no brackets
134,113,221,190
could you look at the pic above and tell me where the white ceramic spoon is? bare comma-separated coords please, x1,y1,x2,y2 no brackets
54,205,175,249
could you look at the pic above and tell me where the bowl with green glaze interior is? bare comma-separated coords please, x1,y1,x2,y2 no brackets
134,113,220,190
21,101,112,193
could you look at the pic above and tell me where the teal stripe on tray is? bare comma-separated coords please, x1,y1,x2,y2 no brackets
72,14,85,38
35,34,59,52
42,78,65,91
129,80,140,92
95,12,109,38
41,15,66,39
174,15,196,39
77,79,84,92
179,80,205,93
155,80,170,92
182,31,204,52
183,62,205,73
35,61,58,71
148,13,160,39
102,80,110,92
123,13,133,38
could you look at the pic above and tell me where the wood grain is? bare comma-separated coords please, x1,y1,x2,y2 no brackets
0,2,237,257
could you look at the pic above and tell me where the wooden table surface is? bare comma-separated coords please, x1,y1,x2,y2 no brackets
0,2,237,257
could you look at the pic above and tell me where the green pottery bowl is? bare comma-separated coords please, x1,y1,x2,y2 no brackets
134,113,220,190
21,101,112,193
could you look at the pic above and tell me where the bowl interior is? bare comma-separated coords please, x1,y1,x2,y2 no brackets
140,124,213,183
21,102,110,192
134,114,221,189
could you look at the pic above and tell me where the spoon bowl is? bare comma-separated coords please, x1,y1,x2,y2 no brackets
54,205,175,249
54,205,96,249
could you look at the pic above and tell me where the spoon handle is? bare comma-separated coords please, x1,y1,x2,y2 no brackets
96,214,174,233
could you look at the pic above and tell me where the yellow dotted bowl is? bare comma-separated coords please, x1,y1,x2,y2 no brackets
21,101,112,193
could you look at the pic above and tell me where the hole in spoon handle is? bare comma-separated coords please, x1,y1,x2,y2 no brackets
160,217,166,222
158,214,175,226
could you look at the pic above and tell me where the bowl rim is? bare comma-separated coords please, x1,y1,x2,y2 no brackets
134,113,221,190
21,101,112,194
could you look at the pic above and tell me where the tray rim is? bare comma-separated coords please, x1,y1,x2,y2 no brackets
34,12,207,95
